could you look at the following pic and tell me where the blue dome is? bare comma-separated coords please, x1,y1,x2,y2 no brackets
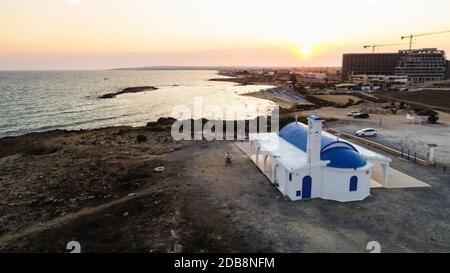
279,122,367,169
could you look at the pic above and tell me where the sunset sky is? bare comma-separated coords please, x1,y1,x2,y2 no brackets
1,0,449,70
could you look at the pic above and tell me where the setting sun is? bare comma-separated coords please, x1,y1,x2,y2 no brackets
0,0,449,69
300,45,314,57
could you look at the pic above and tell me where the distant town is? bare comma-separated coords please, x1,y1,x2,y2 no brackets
213,47,449,91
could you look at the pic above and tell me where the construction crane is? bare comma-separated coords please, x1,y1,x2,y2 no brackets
363,43,408,53
401,30,450,50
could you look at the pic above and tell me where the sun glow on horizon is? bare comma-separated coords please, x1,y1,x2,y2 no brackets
289,42,322,61
1,0,450,69
300,45,314,58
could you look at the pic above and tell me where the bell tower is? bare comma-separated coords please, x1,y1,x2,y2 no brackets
307,115,323,164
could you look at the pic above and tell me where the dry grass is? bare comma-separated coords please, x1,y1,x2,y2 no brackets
312,95,361,105
376,90,450,111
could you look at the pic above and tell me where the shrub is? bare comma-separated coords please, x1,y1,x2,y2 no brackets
136,134,148,143
25,143,59,156
416,108,439,124
429,115,439,124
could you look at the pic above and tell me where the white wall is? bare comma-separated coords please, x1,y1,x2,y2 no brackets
284,170,306,201
277,165,373,202
273,160,288,193
321,168,371,202
250,138,373,203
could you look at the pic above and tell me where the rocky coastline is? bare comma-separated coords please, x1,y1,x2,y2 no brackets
99,86,158,99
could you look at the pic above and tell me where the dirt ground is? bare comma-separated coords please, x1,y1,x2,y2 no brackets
0,125,262,253
311,95,362,105
376,90,450,112
297,102,450,165
0,121,449,253
186,141,450,252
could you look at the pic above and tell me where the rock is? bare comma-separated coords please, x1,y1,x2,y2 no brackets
44,197,55,203
171,230,179,239
25,144,59,156
98,93,116,99
173,244,183,253
99,86,158,99
136,135,148,143
100,214,116,225
154,167,165,173
146,117,177,127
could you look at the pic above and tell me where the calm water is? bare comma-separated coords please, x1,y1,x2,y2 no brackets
0,70,275,138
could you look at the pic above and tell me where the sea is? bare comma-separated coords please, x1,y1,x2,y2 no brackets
0,70,276,138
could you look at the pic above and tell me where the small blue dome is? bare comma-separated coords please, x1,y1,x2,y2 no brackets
321,146,367,169
279,122,367,169
308,115,322,121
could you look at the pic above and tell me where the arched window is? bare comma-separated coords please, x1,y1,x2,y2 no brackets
349,176,358,192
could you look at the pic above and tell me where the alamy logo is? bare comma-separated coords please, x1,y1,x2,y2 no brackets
366,241,381,253
170,97,279,141
66,241,81,253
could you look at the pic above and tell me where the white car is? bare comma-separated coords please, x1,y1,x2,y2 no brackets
347,111,360,117
356,128,378,137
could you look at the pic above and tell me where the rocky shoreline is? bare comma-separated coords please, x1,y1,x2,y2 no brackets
0,116,290,252
0,118,251,252
99,86,158,99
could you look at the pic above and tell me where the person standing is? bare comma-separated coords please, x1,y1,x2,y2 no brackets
225,152,232,166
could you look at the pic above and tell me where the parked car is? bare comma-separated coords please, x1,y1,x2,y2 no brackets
347,111,360,117
354,113,370,119
356,128,378,137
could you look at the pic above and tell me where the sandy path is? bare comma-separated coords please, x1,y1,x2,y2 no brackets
0,188,155,248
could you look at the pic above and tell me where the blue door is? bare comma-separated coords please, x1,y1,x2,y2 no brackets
302,176,312,199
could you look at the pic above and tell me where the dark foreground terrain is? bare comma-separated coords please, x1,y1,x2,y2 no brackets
0,120,449,253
